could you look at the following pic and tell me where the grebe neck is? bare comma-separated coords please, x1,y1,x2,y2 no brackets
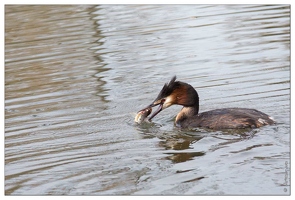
175,103,199,126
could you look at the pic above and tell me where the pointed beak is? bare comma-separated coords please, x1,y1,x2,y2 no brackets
138,100,164,121
148,103,164,121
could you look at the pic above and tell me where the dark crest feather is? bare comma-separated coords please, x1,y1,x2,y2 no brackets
154,76,179,101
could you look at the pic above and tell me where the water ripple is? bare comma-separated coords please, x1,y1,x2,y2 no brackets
5,5,290,195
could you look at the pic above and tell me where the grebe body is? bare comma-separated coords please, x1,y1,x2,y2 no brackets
175,107,274,129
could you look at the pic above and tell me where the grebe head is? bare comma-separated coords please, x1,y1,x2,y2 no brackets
139,76,199,121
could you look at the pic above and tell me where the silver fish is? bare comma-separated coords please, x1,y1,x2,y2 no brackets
134,108,152,123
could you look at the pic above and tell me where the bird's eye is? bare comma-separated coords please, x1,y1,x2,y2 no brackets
161,99,166,103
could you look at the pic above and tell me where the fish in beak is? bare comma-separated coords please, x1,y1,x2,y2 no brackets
137,76,178,121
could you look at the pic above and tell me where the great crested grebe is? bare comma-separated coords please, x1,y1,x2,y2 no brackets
137,76,275,129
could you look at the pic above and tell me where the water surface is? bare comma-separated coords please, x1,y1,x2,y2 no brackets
5,5,290,195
